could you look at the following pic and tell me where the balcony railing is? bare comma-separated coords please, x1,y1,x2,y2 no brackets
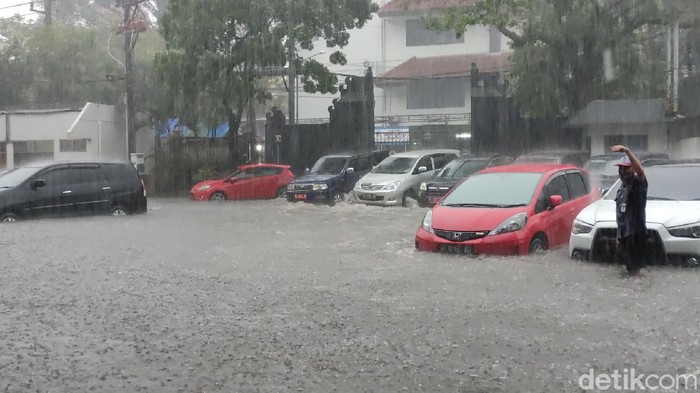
295,112,471,125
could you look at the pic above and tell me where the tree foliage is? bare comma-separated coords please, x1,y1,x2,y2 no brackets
434,0,700,117
0,16,163,122
154,0,377,135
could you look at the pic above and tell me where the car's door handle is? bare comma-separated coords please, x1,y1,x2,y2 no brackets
62,190,72,194
102,187,111,190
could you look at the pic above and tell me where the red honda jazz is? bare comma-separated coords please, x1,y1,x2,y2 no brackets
415,164,600,255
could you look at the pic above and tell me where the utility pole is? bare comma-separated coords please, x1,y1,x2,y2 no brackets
45,0,52,26
29,0,52,25
116,0,147,159
287,0,295,126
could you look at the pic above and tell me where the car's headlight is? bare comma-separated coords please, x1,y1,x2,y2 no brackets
383,181,401,191
668,223,700,238
196,185,212,191
419,182,427,191
287,184,295,190
312,183,328,191
421,210,434,233
488,212,528,236
572,219,594,234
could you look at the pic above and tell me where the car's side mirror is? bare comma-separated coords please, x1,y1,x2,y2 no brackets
346,167,355,174
225,177,237,183
417,166,427,174
549,195,563,209
31,179,46,190
304,168,310,173
601,188,609,196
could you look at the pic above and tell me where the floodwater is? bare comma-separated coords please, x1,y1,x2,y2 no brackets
1,198,699,392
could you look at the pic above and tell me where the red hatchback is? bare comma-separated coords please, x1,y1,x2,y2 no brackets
190,163,294,201
415,164,600,255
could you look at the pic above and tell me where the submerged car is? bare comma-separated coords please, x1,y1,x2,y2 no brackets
415,164,600,255
190,163,294,201
515,150,589,168
354,149,459,207
569,163,700,267
0,161,147,222
584,152,669,191
286,150,389,206
418,154,514,208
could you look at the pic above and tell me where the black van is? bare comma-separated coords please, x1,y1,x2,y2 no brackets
0,161,147,222
286,150,389,206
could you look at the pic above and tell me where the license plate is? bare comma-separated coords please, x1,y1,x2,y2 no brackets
438,244,474,254
294,194,307,200
429,197,441,204
361,194,377,200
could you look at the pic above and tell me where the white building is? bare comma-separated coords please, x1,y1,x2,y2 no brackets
295,0,511,151
0,103,126,170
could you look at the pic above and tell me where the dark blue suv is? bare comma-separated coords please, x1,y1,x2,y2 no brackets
286,150,389,206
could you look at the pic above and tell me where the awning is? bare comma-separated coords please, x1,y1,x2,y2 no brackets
377,52,510,86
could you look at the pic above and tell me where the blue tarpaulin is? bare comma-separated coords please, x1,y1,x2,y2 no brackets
156,118,230,138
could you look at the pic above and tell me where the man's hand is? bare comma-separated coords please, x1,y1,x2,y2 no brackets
610,145,628,153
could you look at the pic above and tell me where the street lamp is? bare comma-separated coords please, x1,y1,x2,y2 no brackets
296,50,326,121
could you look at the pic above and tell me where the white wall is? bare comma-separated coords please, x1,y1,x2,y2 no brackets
382,80,472,119
588,123,668,156
671,136,700,159
0,103,125,168
383,18,492,61
296,10,385,120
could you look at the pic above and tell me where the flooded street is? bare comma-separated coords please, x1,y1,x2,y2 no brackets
2,198,700,392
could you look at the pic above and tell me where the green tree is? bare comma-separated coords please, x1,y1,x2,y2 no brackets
154,0,377,163
0,17,163,117
434,0,698,117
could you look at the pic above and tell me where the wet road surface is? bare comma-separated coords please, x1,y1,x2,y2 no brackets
2,198,700,392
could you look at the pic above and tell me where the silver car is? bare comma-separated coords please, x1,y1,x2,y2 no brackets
353,149,459,207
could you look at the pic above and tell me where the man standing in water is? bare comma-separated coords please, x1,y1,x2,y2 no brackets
611,145,648,276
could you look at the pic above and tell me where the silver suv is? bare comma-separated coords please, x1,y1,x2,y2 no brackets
353,149,459,207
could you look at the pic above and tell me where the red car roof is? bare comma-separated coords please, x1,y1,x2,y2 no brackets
477,163,580,174
239,163,291,169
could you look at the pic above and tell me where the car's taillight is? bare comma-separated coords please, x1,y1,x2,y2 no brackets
141,179,147,197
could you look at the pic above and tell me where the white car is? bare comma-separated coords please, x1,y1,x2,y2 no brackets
353,149,459,207
569,163,700,267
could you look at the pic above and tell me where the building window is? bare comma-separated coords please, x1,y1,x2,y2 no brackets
407,78,467,109
13,140,54,166
59,139,88,152
604,135,648,151
406,19,464,47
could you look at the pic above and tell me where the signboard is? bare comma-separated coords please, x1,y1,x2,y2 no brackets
374,126,409,144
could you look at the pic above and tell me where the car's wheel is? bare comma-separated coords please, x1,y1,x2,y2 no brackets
111,205,128,216
276,187,287,199
210,192,227,202
402,190,417,208
1,213,19,223
529,234,548,254
328,192,343,206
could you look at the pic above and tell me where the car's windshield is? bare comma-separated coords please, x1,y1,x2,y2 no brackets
437,159,489,179
371,157,417,174
442,172,544,207
604,166,700,201
0,167,42,188
310,157,347,174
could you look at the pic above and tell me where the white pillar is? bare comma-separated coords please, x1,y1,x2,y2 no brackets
6,142,14,169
